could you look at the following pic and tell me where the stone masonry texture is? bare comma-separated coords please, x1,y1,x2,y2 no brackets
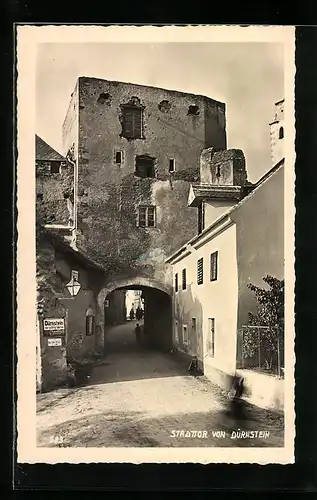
62,77,228,289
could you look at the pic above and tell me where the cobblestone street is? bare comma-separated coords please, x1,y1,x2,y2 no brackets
37,321,284,448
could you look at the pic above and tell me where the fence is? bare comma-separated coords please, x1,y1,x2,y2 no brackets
241,325,284,378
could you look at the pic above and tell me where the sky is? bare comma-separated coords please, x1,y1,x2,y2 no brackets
36,42,284,183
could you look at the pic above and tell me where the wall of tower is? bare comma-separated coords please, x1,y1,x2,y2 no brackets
270,100,284,166
62,77,227,287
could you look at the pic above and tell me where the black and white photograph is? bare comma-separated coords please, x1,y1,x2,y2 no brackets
16,25,295,464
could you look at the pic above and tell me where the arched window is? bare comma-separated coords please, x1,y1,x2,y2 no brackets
86,306,95,336
279,127,284,139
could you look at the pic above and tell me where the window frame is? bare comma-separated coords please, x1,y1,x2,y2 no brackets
169,158,176,173
182,268,187,290
50,161,61,174
115,151,123,164
191,317,196,338
197,257,204,285
207,318,215,357
121,104,144,140
135,155,156,178
175,273,179,293
279,126,284,139
182,324,188,345
210,251,218,282
86,315,95,337
137,205,156,228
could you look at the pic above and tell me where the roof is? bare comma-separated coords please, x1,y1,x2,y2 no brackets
254,158,284,187
42,230,105,273
166,158,284,264
188,184,243,207
35,135,66,162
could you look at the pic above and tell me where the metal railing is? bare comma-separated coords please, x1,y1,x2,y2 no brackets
241,325,284,378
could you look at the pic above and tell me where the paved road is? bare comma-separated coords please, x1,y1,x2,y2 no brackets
37,321,284,448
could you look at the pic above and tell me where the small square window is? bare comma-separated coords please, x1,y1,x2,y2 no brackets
50,161,60,174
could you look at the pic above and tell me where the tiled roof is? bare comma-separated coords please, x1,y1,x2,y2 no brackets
35,135,65,162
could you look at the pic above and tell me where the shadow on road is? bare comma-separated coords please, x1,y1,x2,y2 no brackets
81,320,190,386
37,400,284,448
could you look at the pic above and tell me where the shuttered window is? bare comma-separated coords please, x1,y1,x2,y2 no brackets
122,106,143,139
197,257,204,285
182,268,187,290
210,251,218,281
175,273,179,292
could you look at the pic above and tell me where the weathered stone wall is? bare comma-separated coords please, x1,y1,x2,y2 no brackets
36,236,68,391
62,77,227,290
104,289,126,326
36,159,75,226
36,233,105,391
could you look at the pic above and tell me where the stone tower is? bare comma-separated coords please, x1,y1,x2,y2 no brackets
269,99,284,166
61,77,228,288
188,147,252,232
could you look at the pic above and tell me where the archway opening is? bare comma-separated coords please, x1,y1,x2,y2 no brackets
103,284,173,355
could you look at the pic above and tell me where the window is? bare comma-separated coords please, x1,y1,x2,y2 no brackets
86,316,95,336
188,105,200,116
191,318,196,338
175,273,179,292
137,206,156,228
207,318,215,357
50,161,60,174
158,100,171,113
121,105,143,139
197,257,204,285
182,268,187,290
135,155,155,178
169,158,176,173
174,320,179,343
97,92,111,104
279,126,284,139
115,151,122,164
198,202,205,234
210,251,218,281
183,325,188,345
86,307,95,336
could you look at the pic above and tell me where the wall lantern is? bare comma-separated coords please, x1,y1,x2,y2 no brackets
86,306,95,336
66,270,81,297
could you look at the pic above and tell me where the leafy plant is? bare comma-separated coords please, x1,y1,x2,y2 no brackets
242,275,284,370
